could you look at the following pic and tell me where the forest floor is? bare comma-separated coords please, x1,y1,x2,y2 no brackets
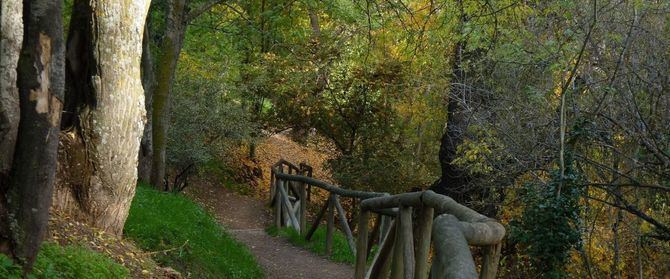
184,181,353,279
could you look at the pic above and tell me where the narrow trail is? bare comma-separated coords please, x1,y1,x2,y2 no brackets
185,181,353,279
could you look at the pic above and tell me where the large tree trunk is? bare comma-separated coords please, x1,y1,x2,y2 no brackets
6,0,65,270
148,0,222,187
430,39,472,203
150,0,187,188
0,0,22,185
53,0,150,236
138,25,154,183
0,0,23,255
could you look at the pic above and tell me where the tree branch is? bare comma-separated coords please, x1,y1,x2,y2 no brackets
186,0,224,23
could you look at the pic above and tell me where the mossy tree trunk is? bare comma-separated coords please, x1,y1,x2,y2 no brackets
2,0,65,271
138,25,155,183
149,0,223,188
150,0,187,188
430,8,472,203
53,0,151,236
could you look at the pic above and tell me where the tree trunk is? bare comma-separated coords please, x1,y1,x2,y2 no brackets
138,25,154,183
6,0,65,270
0,0,23,255
150,0,187,188
53,0,150,236
0,0,22,185
430,38,472,203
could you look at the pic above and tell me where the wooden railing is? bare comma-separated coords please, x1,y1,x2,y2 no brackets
270,159,385,255
269,160,505,278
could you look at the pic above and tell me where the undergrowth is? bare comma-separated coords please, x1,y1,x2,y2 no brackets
124,183,263,279
0,243,129,279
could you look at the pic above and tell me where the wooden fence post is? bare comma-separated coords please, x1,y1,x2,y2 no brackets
480,243,502,279
299,179,307,233
391,210,405,279
400,206,415,279
354,209,370,279
306,198,329,241
414,207,434,279
274,178,282,229
278,180,300,229
367,220,396,279
334,196,356,254
326,194,335,255
270,168,275,205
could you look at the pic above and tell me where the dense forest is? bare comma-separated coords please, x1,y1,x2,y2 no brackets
0,0,669,278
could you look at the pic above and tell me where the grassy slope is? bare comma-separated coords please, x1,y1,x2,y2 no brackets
0,243,130,279
124,184,263,279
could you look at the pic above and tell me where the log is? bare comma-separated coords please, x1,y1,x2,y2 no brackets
367,215,381,257
278,180,300,229
354,209,370,279
269,168,276,205
360,190,505,246
306,198,330,241
380,215,391,241
371,208,398,217
431,214,477,279
335,196,356,254
367,220,397,279
399,206,415,279
414,207,434,279
273,169,386,199
282,201,291,227
300,178,307,233
273,159,300,171
391,213,404,279
292,201,301,218
274,179,282,228
480,243,502,279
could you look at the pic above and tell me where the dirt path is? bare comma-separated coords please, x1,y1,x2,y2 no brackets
185,181,353,279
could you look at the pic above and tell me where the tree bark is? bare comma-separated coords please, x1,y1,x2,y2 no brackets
0,0,23,256
430,38,472,203
138,25,154,183
148,0,223,187
0,0,22,185
53,0,151,236
150,0,187,188
7,0,65,270
430,1,487,209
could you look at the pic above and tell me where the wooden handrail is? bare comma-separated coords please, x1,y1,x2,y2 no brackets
269,160,505,279
356,190,505,279
272,167,386,199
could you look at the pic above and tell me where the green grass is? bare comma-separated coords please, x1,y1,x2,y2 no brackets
0,243,129,279
267,226,356,264
124,183,263,279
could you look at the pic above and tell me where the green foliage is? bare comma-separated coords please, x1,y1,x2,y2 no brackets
167,73,258,171
266,226,355,264
0,243,129,279
0,255,22,279
124,184,263,279
328,147,435,193
510,166,582,278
